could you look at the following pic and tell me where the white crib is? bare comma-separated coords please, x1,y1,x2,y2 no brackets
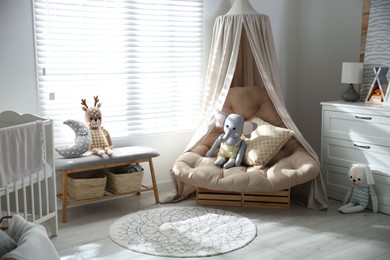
0,111,58,236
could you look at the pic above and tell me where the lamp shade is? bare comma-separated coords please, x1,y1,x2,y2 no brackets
341,62,363,84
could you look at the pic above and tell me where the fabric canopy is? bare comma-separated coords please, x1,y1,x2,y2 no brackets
187,13,319,162
182,13,328,209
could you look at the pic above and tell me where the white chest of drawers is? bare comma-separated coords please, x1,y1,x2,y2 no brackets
321,101,390,214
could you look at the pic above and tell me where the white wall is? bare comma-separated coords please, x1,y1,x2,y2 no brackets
0,0,363,188
247,0,300,117
298,0,363,155
0,0,38,113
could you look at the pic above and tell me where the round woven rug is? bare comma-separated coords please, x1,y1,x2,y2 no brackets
108,207,257,258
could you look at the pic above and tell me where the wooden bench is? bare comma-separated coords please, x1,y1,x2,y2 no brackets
56,146,160,223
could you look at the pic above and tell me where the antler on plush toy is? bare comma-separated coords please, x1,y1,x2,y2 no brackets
338,163,378,214
93,95,100,106
81,99,88,109
81,96,113,156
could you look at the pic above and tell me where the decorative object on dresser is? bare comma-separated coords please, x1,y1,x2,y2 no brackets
321,101,390,215
365,66,389,103
340,62,363,102
109,207,257,258
360,0,390,101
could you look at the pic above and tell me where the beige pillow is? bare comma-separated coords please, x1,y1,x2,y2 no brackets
243,117,294,167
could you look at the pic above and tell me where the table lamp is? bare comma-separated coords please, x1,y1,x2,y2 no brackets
341,62,363,102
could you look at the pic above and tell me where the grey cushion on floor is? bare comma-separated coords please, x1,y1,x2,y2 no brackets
0,229,17,257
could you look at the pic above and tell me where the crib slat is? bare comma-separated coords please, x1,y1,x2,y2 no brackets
23,178,27,219
6,186,11,216
41,124,49,216
30,175,35,222
38,173,43,218
44,176,49,216
15,183,19,215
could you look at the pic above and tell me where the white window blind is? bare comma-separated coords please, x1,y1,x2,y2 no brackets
32,0,204,145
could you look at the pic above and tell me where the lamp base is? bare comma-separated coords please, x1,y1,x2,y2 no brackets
341,83,360,102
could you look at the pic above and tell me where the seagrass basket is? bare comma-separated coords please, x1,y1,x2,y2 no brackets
106,166,144,194
68,170,107,200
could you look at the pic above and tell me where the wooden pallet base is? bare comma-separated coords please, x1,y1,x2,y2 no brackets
196,187,290,209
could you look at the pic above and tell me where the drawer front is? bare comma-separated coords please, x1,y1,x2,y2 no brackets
322,137,390,177
372,174,390,214
323,110,390,146
321,163,350,201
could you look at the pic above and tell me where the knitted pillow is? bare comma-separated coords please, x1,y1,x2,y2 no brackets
0,229,17,256
243,117,294,167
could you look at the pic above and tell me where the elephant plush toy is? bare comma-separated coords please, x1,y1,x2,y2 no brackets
338,163,378,214
206,111,257,169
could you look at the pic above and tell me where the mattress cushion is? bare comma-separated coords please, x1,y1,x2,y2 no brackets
172,146,319,193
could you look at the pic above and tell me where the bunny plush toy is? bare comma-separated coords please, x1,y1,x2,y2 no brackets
338,163,378,214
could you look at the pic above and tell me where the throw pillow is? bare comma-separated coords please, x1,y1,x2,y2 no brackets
243,117,294,167
55,119,92,158
0,229,17,257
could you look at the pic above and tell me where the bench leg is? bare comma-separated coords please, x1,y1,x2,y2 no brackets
62,170,68,223
148,158,159,203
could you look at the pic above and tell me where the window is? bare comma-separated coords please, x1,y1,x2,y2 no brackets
32,0,204,145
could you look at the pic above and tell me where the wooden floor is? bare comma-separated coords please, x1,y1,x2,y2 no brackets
51,189,390,260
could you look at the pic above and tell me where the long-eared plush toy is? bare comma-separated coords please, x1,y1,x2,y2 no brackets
338,163,378,213
81,96,113,156
206,111,257,169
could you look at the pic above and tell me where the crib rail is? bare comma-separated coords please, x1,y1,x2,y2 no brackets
0,110,58,236
0,172,50,222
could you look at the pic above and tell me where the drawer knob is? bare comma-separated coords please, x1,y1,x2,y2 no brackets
355,116,372,120
353,144,371,149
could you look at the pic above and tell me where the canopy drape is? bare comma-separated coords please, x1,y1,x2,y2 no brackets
182,14,328,210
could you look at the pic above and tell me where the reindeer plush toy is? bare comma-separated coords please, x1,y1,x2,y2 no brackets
81,96,113,155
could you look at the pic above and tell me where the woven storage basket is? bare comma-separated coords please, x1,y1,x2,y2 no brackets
106,166,144,194
68,170,107,200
